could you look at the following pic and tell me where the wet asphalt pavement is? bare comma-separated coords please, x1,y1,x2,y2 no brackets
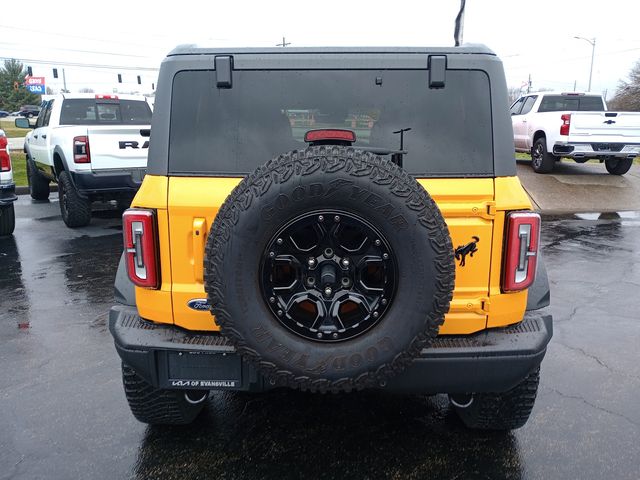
1,195,639,480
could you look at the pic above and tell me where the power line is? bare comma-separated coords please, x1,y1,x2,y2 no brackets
0,56,159,72
0,41,159,60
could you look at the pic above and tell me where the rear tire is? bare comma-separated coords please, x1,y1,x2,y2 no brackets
0,204,15,236
531,138,556,174
605,157,633,175
58,170,91,227
26,157,51,201
450,368,540,430
122,364,207,425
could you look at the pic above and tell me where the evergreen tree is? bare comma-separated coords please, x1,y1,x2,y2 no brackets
0,59,43,112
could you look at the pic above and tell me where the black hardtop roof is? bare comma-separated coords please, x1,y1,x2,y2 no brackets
167,44,496,57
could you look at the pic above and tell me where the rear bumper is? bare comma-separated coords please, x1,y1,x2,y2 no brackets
553,142,640,158
0,183,17,206
109,304,552,394
71,169,145,197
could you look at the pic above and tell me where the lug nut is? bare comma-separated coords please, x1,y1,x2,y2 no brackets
317,332,323,339
341,277,350,287
269,251,275,258
373,311,379,318
334,215,341,222
375,239,381,246
307,277,315,286
308,258,316,267
381,298,387,306
341,258,350,267
332,333,339,339
276,238,283,245
383,253,389,260
324,287,332,296
277,309,283,316
318,215,324,222
269,296,276,303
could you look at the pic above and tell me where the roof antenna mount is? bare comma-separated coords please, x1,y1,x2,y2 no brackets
454,0,466,47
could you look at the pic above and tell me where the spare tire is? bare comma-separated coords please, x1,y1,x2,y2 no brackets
204,146,455,393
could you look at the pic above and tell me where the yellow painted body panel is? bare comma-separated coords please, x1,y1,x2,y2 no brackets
132,174,533,335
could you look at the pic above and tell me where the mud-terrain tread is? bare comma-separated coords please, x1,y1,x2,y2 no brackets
121,364,205,425
453,368,540,430
0,204,15,236
26,157,50,200
58,170,91,227
204,146,455,393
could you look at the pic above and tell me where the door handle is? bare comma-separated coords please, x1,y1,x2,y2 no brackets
192,218,207,283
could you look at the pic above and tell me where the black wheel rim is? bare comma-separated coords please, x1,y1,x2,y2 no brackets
260,210,397,342
532,144,543,168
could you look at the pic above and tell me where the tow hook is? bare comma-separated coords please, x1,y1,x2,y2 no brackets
449,394,474,409
184,391,209,405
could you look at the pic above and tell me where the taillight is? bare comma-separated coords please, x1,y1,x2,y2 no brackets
502,212,540,292
0,136,10,172
560,114,571,136
123,209,159,289
73,136,91,163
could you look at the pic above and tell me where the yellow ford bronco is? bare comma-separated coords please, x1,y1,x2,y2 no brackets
109,45,552,430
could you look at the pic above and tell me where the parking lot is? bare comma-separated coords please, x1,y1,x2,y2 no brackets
1,184,639,479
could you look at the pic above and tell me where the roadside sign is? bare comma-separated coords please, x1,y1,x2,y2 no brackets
27,84,45,94
24,76,46,94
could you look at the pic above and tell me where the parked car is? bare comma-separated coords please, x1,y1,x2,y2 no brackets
511,91,640,174
0,110,9,118
0,128,17,236
16,93,152,227
109,44,552,431
18,105,41,118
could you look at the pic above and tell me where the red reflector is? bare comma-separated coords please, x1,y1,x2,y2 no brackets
0,136,10,172
304,129,356,143
123,209,159,289
560,113,571,136
73,136,91,163
502,212,540,292
95,94,119,100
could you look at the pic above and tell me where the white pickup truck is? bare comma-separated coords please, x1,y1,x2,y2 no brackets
16,93,152,227
511,91,640,174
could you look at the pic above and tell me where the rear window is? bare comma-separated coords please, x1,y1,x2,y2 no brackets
168,69,494,177
538,95,605,112
60,99,152,125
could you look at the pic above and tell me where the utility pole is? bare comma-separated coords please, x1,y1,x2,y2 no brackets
62,68,68,93
276,37,291,47
527,74,532,93
573,80,577,91
574,36,596,91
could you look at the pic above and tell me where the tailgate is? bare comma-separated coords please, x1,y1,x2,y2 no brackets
569,112,640,141
87,126,149,171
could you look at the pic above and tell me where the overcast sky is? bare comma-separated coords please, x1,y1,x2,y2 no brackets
2,0,639,99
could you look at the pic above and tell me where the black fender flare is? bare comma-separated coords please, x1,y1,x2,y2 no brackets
114,252,136,306
526,250,550,311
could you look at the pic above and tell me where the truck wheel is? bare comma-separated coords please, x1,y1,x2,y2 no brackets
121,364,207,425
0,204,15,236
604,157,633,175
450,368,540,430
58,170,92,227
26,158,51,201
204,146,455,393
531,138,556,174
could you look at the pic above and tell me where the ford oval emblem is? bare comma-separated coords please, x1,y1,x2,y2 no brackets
187,298,210,311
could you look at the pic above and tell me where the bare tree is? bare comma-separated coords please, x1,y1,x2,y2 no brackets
608,60,640,111
78,87,95,93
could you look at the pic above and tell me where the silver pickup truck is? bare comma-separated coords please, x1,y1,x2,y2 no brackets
511,91,640,174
